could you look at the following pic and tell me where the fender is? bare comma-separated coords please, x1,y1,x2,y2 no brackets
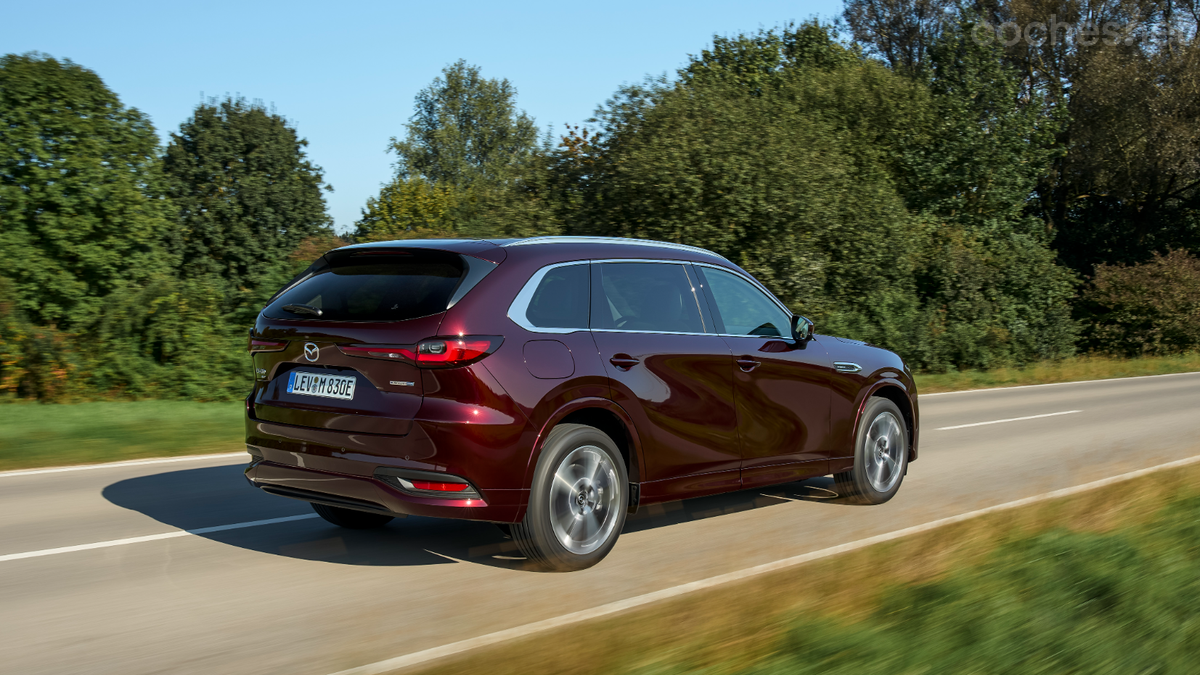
519,396,646,497
850,377,917,464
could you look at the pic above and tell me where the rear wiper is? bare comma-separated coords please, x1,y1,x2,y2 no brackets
282,303,323,317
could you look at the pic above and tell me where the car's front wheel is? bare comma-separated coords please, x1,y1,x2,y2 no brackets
833,397,909,504
512,423,628,571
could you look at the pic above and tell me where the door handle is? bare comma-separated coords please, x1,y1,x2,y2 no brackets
736,357,760,372
609,355,640,370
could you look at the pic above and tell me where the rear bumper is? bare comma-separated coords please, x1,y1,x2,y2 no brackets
245,409,535,523
246,460,526,521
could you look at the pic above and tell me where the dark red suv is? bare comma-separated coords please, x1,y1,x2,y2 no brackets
245,237,919,570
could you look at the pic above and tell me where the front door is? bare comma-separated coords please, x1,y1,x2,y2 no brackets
591,261,741,502
694,265,834,488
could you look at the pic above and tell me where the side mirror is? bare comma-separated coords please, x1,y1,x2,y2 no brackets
791,315,814,342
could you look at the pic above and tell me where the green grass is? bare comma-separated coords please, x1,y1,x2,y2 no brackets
915,352,1200,393
0,400,244,471
411,459,1200,675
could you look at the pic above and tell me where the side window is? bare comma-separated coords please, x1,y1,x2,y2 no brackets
593,262,705,334
698,267,790,337
524,264,590,330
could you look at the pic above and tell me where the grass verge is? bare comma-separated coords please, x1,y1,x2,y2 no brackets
0,400,244,471
410,458,1200,675
914,352,1200,393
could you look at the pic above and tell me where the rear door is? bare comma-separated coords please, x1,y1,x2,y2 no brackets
694,264,834,488
250,248,482,436
590,261,741,502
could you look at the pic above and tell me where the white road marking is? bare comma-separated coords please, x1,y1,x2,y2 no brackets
0,514,319,563
327,453,1200,675
935,410,1082,431
0,452,247,478
919,369,1200,397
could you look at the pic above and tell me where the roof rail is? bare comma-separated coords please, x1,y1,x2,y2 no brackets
503,236,727,260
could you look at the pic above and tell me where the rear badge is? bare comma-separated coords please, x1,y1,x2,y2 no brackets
390,380,415,387
303,342,319,362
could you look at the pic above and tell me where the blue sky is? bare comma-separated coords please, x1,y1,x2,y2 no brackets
3,0,841,233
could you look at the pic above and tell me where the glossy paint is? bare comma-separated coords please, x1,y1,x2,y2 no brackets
723,335,834,488
245,237,920,523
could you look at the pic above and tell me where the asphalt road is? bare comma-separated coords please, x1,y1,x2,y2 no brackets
2,372,1199,675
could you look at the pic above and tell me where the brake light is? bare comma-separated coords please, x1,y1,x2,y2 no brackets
338,345,417,361
415,336,502,368
249,338,287,353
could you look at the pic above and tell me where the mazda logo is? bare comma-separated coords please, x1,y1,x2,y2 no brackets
303,342,319,362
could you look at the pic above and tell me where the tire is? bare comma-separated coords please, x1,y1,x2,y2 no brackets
833,397,909,505
311,503,395,529
512,423,629,572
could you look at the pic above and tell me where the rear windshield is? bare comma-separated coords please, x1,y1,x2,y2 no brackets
264,253,464,322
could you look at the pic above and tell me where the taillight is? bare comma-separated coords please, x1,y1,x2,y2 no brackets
249,338,287,353
416,336,501,367
340,336,501,368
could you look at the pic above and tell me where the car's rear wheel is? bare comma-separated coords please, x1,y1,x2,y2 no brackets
311,503,395,529
512,423,628,571
833,397,908,505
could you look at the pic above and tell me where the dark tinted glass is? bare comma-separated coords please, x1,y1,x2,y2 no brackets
594,262,705,333
264,254,464,322
525,264,590,329
699,267,790,336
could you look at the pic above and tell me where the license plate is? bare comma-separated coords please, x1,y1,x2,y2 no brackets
286,371,357,401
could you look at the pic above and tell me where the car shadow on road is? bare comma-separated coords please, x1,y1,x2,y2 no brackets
103,463,854,572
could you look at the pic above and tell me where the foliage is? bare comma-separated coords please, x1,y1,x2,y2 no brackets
162,96,333,321
355,175,459,241
0,276,79,401
895,16,1079,368
0,53,174,330
390,59,538,190
845,0,1200,274
1080,249,1200,356
357,60,549,241
842,0,957,73
557,22,1075,370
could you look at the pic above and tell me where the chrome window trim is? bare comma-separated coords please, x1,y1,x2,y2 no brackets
508,258,795,338
591,329,713,337
507,261,591,334
505,236,728,261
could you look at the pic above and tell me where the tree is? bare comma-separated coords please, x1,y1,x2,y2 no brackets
162,97,332,317
560,22,1076,369
0,53,172,330
390,60,537,190
1080,250,1200,355
358,60,545,240
842,0,957,72
897,17,1078,367
571,25,930,355
845,0,1200,273
354,175,458,241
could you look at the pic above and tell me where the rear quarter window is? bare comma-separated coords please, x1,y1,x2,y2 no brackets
524,264,590,330
264,253,464,322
